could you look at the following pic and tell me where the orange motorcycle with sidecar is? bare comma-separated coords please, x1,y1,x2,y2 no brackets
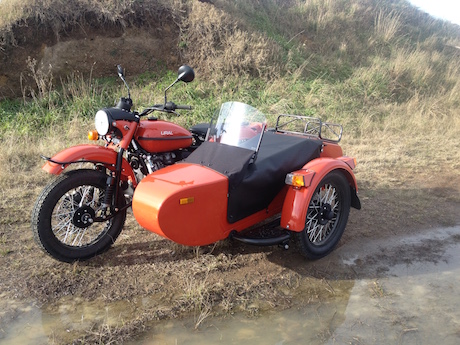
32,68,360,263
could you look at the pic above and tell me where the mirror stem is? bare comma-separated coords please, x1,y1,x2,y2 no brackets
120,76,131,99
164,78,178,105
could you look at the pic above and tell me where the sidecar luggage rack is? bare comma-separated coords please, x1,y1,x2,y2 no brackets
275,114,343,143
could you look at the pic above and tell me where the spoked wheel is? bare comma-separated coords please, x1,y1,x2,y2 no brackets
295,171,351,260
31,169,126,262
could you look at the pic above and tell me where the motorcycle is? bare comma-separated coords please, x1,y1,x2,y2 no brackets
32,69,361,263
31,65,208,262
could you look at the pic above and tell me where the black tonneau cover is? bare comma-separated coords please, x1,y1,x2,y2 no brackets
184,131,322,223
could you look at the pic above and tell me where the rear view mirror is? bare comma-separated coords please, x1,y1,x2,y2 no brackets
117,65,125,78
177,65,195,83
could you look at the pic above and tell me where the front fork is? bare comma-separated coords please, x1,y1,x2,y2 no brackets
98,148,131,221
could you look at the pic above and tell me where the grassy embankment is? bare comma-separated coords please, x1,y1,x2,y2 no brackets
1,0,459,225
0,0,460,343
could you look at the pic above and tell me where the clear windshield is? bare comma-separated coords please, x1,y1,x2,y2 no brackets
207,102,266,151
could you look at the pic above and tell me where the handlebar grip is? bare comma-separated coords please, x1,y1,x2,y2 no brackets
175,104,192,110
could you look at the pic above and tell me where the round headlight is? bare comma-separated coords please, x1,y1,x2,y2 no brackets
95,110,109,135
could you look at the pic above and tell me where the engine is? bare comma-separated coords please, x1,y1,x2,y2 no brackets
128,151,179,182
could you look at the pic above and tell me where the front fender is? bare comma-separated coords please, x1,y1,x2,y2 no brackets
42,144,136,185
280,157,359,232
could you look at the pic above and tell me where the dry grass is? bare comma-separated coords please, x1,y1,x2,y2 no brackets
173,0,281,78
180,270,213,329
374,9,402,43
0,0,138,29
0,0,169,48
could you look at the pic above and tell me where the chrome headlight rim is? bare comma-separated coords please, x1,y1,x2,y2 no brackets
95,110,110,136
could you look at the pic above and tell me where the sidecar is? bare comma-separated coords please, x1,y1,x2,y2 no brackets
132,102,360,259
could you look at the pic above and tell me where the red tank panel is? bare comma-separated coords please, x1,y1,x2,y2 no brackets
135,119,193,153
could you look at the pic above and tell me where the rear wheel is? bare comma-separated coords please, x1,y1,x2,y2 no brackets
295,171,351,260
31,169,126,262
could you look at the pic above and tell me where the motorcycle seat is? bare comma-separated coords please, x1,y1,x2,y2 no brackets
190,123,210,137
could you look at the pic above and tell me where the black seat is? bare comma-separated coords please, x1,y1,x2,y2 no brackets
227,132,322,223
189,123,210,137
183,131,322,223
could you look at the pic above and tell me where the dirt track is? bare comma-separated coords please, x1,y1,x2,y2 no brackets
0,167,459,343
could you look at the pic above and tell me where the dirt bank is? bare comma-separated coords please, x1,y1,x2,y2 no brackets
0,2,180,99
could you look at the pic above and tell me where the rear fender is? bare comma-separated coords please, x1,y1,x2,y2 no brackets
42,144,136,185
280,157,360,232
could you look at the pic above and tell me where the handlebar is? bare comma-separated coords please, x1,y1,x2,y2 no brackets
164,101,192,111
139,102,192,117
175,104,192,110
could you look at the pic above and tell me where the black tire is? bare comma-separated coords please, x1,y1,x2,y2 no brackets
295,171,351,260
31,169,126,262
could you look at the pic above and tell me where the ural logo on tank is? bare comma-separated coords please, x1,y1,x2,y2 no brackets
161,131,174,136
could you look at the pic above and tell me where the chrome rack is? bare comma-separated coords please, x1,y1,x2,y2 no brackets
274,114,343,143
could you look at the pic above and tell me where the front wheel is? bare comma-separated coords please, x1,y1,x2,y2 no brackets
295,171,351,260
31,169,126,262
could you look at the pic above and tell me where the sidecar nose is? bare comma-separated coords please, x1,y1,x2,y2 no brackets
132,163,229,246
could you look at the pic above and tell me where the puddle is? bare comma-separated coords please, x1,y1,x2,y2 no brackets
130,226,460,345
128,239,460,344
127,286,354,345
0,298,137,344
331,242,460,344
2,226,460,344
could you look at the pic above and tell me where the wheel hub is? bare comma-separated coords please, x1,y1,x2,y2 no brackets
318,204,334,225
72,205,96,228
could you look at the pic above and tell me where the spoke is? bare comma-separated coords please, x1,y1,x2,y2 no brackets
311,225,323,242
50,182,113,248
306,217,318,231
323,222,332,238
53,217,73,235
57,201,73,213
305,182,342,244
69,192,76,208
53,210,73,218
78,186,91,207
321,185,334,204
72,228,88,246
62,222,74,243
90,189,101,207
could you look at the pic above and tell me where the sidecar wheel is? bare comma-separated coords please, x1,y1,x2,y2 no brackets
295,171,351,260
31,169,126,263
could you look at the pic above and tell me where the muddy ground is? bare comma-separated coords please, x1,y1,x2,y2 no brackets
0,166,460,344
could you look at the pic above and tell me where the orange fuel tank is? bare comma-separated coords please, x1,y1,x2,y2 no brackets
135,119,193,153
132,163,230,246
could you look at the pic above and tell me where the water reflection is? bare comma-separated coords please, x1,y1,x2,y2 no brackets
328,244,460,344
130,289,354,345
0,298,135,345
130,226,460,345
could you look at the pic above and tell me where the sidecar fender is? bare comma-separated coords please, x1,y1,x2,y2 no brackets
280,157,360,232
42,144,136,184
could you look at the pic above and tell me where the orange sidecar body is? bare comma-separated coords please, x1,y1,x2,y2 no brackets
132,131,359,247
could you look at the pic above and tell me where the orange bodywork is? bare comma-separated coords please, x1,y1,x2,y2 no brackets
132,163,287,246
320,142,343,158
280,156,358,231
42,144,137,185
